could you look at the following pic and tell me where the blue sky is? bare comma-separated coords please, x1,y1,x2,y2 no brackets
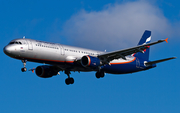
0,0,180,113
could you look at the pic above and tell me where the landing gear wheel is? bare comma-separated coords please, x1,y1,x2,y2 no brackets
21,67,27,72
100,72,105,78
96,72,101,79
65,78,70,85
70,77,74,84
65,77,74,85
96,71,105,79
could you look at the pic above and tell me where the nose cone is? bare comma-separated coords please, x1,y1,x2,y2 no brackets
3,46,12,55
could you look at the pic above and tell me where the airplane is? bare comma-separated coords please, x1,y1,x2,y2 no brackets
3,30,176,85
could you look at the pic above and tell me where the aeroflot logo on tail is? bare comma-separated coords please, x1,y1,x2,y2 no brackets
143,36,151,45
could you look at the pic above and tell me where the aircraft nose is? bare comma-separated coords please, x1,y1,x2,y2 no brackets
3,46,12,55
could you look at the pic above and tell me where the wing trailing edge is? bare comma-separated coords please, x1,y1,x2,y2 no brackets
98,38,169,64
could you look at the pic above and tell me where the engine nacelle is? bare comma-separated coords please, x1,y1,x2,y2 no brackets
81,55,101,68
35,65,58,78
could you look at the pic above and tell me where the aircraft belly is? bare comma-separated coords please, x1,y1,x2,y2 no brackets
103,60,139,74
56,64,94,71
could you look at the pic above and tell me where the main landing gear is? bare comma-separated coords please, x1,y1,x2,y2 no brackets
95,70,105,79
64,70,105,85
65,70,74,85
21,60,27,72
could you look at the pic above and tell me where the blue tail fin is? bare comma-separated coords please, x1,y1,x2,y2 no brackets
134,30,151,60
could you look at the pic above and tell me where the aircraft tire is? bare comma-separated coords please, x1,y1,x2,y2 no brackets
70,78,74,84
65,78,70,85
21,67,27,72
96,71,105,79
100,72,105,78
95,72,101,79
65,78,74,85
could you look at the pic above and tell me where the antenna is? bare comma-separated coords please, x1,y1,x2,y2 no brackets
23,36,25,39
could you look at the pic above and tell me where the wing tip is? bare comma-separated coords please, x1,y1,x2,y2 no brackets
172,57,177,59
165,38,168,43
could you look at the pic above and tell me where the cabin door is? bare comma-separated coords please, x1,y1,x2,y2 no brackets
136,58,140,68
59,45,65,55
26,40,33,50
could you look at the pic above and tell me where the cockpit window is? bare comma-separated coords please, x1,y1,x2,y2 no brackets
9,42,15,44
9,41,22,45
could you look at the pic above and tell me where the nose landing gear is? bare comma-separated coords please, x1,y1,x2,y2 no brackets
21,60,27,72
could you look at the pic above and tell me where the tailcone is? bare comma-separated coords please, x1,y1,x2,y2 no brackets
145,62,156,70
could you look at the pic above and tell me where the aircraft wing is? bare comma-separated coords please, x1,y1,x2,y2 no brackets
98,38,168,64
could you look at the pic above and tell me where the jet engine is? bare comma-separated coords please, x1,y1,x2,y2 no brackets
81,55,101,68
35,65,58,78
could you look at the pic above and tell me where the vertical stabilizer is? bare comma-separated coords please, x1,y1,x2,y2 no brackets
134,30,151,60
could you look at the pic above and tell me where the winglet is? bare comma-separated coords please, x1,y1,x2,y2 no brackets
165,38,168,43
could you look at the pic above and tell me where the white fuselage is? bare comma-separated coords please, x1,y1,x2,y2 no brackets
4,38,135,72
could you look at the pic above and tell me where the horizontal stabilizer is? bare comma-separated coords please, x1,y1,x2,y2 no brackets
145,57,176,65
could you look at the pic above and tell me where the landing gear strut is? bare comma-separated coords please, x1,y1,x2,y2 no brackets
96,71,105,79
21,60,27,72
65,70,74,85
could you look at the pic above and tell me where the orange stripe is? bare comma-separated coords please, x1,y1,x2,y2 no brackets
110,57,136,65
87,55,91,66
66,61,74,63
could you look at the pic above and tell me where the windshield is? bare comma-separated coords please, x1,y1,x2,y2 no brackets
9,41,22,45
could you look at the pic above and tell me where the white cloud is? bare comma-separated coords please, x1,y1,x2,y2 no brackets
61,1,172,51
